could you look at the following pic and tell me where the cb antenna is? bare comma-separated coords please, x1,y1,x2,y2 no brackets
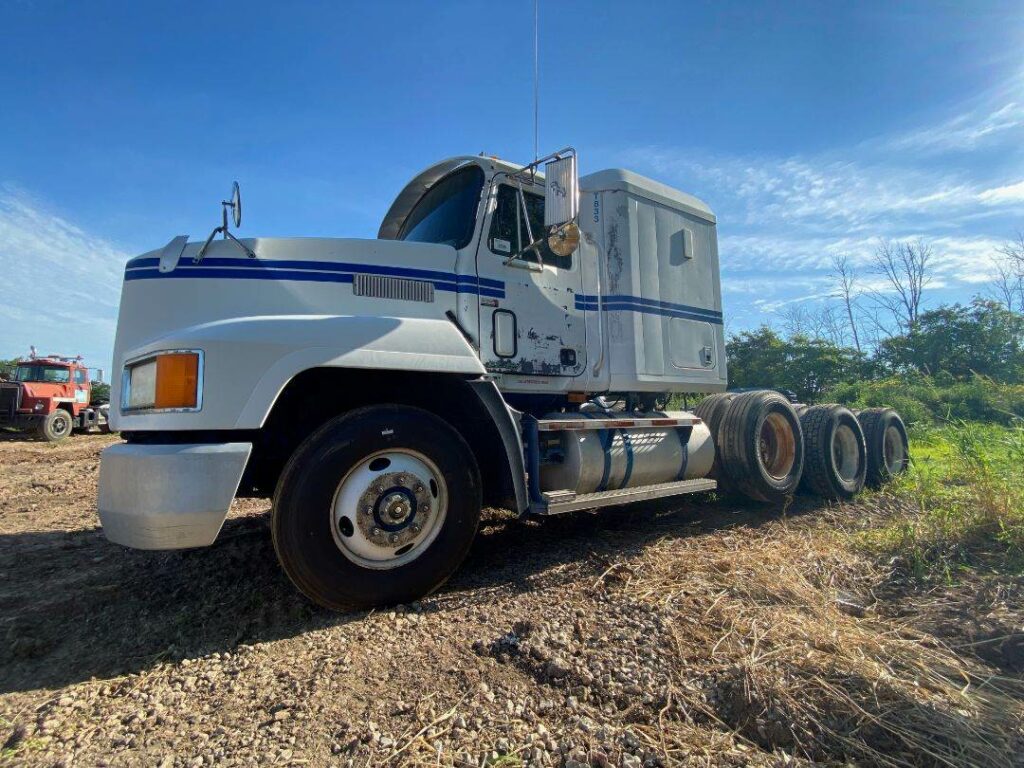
533,0,539,161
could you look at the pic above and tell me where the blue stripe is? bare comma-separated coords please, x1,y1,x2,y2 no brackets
125,255,506,291
124,261,505,298
582,411,614,493
619,430,634,489
576,293,723,319
574,294,722,324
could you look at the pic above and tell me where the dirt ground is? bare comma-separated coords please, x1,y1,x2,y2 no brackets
1,433,1022,767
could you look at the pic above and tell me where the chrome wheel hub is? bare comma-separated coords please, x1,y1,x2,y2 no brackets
331,450,447,570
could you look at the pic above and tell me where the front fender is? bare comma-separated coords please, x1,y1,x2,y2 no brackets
111,315,485,432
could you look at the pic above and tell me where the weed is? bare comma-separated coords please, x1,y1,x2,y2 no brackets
860,421,1024,578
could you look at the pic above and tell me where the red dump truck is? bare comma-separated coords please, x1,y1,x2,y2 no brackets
0,355,111,441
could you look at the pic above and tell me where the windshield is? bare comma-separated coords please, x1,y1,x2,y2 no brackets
14,365,71,383
399,165,485,249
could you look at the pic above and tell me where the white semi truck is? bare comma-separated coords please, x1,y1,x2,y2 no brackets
97,149,909,610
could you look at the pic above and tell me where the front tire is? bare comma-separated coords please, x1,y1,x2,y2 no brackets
272,405,481,611
38,409,73,442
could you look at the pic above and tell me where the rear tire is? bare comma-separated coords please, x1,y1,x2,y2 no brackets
693,393,736,486
38,409,72,442
798,405,866,500
719,391,804,503
857,408,909,488
272,405,481,611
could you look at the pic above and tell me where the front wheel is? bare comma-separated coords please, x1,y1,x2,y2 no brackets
272,405,481,611
38,409,73,442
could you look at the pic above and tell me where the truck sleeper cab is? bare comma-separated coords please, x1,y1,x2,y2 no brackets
98,150,902,610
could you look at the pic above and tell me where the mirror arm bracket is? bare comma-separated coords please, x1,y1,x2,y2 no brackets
193,184,254,263
193,225,256,263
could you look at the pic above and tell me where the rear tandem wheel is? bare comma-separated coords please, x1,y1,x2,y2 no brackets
798,404,867,500
717,390,804,504
856,407,909,488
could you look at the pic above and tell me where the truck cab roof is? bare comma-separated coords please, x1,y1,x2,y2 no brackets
379,155,716,240
580,168,716,224
378,155,528,240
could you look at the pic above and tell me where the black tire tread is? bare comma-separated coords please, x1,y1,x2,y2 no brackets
798,404,866,500
38,409,72,442
272,405,481,611
693,393,736,485
719,390,804,504
857,407,908,488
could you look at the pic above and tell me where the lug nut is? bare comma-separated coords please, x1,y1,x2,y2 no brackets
371,527,381,537
414,484,424,493
389,533,399,543
363,505,373,515
410,523,421,534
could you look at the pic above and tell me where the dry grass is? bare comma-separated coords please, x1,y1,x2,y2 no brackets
611,511,1024,767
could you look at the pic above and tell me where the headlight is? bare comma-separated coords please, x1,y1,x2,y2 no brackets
122,351,202,411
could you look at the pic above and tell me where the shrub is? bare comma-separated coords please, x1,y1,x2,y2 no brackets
826,375,1024,426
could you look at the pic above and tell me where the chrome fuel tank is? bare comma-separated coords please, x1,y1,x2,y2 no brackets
538,410,714,494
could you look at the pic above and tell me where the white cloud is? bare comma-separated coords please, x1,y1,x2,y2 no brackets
616,72,1024,337
978,179,1024,205
0,186,128,368
627,147,1023,236
880,102,1024,154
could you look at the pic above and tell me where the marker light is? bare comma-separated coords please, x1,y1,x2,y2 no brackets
123,352,201,411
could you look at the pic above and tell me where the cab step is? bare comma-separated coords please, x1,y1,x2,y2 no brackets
532,478,717,515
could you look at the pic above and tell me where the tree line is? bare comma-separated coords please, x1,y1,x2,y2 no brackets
727,234,1024,416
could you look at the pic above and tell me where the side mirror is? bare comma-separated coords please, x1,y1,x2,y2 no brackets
229,181,242,228
544,154,578,227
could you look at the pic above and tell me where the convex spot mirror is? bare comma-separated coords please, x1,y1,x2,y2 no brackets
544,155,578,227
229,181,242,228
548,221,580,257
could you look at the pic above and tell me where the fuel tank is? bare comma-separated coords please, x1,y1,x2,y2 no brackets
538,410,715,494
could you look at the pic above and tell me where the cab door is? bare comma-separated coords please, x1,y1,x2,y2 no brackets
475,182,586,378
73,367,90,408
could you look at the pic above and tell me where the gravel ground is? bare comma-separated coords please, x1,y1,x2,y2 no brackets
1,432,1022,767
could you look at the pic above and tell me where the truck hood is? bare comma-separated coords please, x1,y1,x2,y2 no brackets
116,236,462,355
110,236,494,425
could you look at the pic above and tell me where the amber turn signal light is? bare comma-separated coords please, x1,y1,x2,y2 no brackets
153,353,199,409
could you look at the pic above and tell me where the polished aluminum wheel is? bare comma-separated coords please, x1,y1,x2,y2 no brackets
330,449,447,570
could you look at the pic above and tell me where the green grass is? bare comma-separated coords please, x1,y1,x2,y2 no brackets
861,420,1024,580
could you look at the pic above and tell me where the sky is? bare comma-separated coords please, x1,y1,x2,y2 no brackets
1,0,1023,369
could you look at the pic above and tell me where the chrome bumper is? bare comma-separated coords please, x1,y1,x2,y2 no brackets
98,442,252,549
